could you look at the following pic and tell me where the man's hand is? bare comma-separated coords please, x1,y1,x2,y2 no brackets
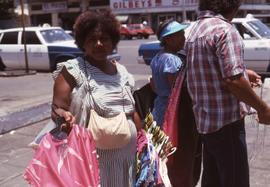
224,74,270,125
257,106,270,125
246,69,262,87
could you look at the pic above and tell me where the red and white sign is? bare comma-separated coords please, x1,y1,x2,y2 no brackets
110,0,198,10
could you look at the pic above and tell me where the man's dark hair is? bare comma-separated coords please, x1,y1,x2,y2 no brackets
199,0,242,15
73,9,120,51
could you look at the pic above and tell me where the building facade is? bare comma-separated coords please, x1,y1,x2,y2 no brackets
14,0,270,30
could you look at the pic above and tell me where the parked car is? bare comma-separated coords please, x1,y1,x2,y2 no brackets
0,26,81,71
128,24,154,39
120,24,137,40
65,30,74,38
0,26,120,71
138,15,270,75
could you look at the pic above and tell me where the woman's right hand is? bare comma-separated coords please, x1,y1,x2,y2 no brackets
60,110,76,130
53,107,76,132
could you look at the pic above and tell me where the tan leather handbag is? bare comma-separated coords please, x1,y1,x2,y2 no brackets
83,59,132,150
88,109,131,149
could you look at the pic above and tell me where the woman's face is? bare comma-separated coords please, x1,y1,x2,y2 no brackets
164,31,186,52
83,30,113,61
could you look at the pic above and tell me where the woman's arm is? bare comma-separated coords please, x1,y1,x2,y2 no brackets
133,111,142,131
52,67,76,128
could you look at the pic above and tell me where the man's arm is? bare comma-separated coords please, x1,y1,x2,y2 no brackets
224,74,270,124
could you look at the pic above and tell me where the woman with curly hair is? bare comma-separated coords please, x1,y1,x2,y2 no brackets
47,10,139,186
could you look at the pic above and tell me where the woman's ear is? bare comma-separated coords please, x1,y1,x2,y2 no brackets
162,38,168,46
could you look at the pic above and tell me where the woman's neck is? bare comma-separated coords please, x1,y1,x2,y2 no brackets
85,55,117,75
164,47,178,54
85,55,107,69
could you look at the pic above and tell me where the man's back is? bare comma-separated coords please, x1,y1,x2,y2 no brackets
185,11,247,134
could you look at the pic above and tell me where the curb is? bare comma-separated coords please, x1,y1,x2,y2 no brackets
0,70,36,77
0,102,51,134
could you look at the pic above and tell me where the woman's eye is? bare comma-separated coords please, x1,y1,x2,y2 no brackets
101,37,111,41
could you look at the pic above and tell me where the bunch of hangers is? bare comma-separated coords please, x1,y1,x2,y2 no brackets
143,112,177,159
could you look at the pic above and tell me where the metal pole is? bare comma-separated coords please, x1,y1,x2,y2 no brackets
20,0,29,73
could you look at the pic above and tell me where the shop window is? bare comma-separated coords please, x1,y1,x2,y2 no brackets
31,4,42,11
68,2,80,8
89,0,109,6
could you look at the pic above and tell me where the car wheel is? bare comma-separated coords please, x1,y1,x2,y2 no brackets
120,34,126,40
144,35,149,39
137,34,143,39
0,57,6,71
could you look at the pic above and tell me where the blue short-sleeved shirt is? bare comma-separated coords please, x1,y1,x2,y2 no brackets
150,51,182,126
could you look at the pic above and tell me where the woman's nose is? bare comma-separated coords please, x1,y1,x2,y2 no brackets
95,39,103,46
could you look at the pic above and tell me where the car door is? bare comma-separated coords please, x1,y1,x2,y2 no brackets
243,37,269,72
18,31,50,70
0,31,20,69
234,23,269,72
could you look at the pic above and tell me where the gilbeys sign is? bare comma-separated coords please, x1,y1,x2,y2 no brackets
110,0,197,11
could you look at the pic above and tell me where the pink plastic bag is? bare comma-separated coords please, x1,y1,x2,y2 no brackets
24,125,100,187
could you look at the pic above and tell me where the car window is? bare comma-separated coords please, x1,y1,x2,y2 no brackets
233,23,256,40
246,20,270,39
0,32,18,44
40,29,73,43
22,31,41,44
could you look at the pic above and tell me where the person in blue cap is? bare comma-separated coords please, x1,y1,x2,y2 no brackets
150,20,202,187
150,19,188,127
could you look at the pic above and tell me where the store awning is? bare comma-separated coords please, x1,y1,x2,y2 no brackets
116,15,129,23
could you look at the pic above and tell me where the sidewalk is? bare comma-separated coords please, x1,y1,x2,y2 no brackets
0,119,48,187
0,76,270,186
0,72,53,134
1,108,270,186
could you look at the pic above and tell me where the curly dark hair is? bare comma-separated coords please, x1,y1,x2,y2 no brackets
156,19,174,46
73,9,120,51
199,0,242,15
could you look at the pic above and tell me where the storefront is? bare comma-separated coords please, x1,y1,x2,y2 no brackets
28,0,83,30
110,0,198,30
24,0,269,31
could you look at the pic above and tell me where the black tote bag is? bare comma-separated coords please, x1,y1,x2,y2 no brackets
133,83,157,119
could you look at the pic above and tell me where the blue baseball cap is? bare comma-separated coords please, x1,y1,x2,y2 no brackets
159,21,188,40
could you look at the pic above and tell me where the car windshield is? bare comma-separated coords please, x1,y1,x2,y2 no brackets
247,20,270,39
40,29,74,43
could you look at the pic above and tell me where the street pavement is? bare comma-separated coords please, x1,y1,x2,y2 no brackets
0,74,270,186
